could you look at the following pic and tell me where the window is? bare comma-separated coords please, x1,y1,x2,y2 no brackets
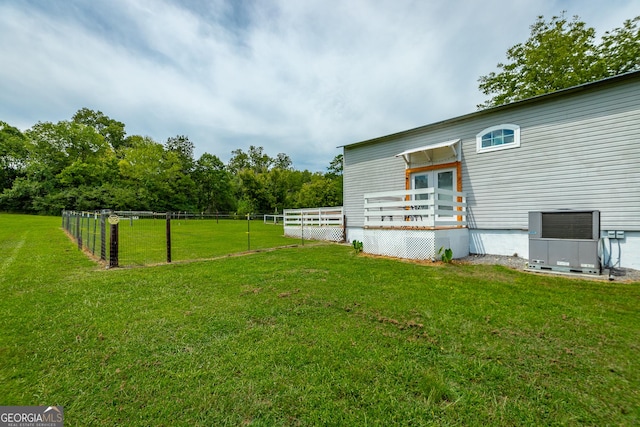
476,124,520,153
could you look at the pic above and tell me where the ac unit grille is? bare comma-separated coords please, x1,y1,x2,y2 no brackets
541,212,593,240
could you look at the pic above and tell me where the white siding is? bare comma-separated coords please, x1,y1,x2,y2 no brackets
344,74,640,232
344,151,405,228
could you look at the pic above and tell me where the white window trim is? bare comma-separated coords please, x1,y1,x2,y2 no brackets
476,124,521,153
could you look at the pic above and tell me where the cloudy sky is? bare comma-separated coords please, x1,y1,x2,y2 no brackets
1,0,637,171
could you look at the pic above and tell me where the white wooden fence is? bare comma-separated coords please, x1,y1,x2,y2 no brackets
283,207,345,242
263,214,284,224
364,188,467,228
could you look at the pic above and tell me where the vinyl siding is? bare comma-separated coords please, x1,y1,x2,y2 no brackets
344,152,406,228
344,74,640,231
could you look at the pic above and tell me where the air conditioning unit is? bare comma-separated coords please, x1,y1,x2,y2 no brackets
528,210,600,275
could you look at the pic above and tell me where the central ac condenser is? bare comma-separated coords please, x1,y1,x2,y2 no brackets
528,210,600,275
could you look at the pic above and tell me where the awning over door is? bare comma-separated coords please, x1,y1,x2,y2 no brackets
395,139,460,165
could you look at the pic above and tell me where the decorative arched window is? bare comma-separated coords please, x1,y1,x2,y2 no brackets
476,124,520,153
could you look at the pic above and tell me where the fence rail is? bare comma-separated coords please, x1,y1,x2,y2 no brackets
364,188,467,228
283,207,345,242
283,207,344,227
264,214,284,224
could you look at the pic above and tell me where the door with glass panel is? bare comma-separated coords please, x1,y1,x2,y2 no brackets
436,169,455,218
411,168,456,220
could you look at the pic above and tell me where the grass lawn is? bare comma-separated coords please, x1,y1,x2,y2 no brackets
170,218,302,262
1,214,639,425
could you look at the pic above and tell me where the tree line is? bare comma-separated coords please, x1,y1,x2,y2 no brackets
0,108,343,215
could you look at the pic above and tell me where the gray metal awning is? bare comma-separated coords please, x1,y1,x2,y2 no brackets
395,139,460,164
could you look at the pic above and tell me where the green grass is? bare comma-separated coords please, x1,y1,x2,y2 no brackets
1,214,639,425
170,218,301,261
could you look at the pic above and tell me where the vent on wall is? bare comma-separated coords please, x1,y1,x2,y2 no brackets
540,211,596,240
528,210,600,275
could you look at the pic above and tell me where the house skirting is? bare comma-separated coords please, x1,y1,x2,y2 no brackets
468,229,529,259
348,228,469,260
468,229,640,271
347,228,640,271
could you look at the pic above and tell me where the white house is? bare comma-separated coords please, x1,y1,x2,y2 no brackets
342,71,640,272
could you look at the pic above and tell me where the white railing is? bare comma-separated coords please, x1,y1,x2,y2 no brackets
283,207,344,227
263,214,284,224
364,188,467,228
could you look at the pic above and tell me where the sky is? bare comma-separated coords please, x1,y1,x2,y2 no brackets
1,0,638,171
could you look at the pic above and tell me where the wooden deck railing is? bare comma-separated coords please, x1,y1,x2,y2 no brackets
364,188,467,228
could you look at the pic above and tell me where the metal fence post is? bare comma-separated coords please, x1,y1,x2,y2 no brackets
86,213,90,249
166,212,172,263
247,213,251,251
343,214,347,243
100,212,107,261
92,213,97,255
76,213,82,250
109,222,119,268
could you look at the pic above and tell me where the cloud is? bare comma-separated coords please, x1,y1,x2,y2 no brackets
0,0,636,170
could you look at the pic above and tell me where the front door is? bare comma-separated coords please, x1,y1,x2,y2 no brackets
411,168,457,217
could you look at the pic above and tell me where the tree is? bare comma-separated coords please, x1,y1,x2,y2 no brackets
164,149,197,211
247,145,272,172
263,168,295,213
227,148,251,175
0,177,43,212
228,146,275,174
599,16,640,75
326,154,343,177
0,121,28,191
278,169,313,208
273,153,292,170
478,13,640,108
193,153,234,212
6,120,115,213
227,146,292,213
297,173,342,208
118,136,176,210
325,154,343,207
235,169,273,214
165,135,195,174
72,108,126,151
26,120,111,176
